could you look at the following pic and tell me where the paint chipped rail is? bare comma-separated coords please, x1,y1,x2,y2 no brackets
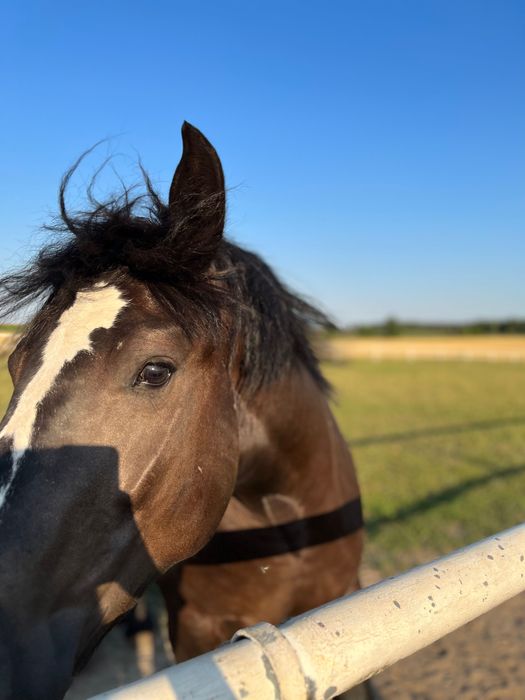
89,523,525,699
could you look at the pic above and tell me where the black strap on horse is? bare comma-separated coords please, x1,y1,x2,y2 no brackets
189,497,363,565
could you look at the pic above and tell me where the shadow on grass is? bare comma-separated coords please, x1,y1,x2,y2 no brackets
352,416,525,448
367,462,525,535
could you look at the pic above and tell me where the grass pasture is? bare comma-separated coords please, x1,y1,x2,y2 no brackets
0,349,523,577
324,359,525,574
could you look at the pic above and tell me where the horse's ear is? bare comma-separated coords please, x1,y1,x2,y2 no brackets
168,122,225,266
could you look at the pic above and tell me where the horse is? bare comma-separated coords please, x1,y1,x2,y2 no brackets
0,123,365,699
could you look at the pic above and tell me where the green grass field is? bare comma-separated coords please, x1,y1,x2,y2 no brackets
0,356,523,576
324,360,525,574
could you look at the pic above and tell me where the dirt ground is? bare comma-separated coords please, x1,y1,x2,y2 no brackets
65,586,525,699
373,591,525,700
65,614,174,699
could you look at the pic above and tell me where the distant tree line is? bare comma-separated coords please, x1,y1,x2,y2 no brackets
341,317,525,337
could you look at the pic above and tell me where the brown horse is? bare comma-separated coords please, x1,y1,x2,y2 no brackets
0,123,364,699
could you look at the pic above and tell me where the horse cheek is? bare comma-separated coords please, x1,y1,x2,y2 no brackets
132,394,238,573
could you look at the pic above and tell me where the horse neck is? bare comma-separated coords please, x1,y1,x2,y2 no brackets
221,366,360,530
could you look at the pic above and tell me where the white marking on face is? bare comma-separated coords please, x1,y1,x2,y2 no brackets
0,284,127,508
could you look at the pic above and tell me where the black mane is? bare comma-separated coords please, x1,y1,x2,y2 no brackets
0,165,331,394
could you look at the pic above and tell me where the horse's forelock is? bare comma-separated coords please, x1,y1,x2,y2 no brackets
0,125,331,398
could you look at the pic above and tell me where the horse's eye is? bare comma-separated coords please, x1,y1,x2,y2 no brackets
135,362,174,387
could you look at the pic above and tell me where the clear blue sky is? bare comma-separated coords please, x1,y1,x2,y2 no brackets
1,1,523,324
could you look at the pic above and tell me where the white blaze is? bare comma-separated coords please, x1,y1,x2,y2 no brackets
0,284,127,508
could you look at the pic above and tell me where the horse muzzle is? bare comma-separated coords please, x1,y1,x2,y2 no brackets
0,607,84,700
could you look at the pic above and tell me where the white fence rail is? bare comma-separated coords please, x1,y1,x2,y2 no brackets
90,523,525,700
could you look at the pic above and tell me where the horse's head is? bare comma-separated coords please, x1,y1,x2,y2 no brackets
0,124,240,699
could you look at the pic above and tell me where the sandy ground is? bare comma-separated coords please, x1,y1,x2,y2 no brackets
373,591,525,700
358,566,525,700
322,336,525,362
65,582,525,699
65,612,174,699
